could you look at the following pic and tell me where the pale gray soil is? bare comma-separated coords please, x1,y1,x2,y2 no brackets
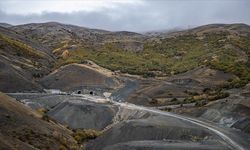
9,93,250,150
39,64,120,92
102,140,230,150
86,115,231,150
48,100,117,130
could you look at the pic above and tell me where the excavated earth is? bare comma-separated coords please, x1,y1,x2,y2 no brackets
8,92,250,150
173,83,250,134
1,22,250,150
5,64,250,150
86,115,232,150
10,94,117,130
111,67,235,106
39,63,121,94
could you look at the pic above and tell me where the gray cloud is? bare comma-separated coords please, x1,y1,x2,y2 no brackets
0,0,250,32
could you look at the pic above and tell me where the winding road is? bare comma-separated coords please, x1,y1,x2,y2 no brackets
77,94,246,150
8,92,247,150
115,102,245,150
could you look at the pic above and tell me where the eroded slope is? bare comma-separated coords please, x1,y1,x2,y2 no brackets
0,92,78,150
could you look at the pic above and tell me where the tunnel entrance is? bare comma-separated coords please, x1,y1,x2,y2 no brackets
77,90,81,94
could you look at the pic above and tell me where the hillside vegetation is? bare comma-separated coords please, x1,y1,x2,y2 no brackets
0,26,54,92
56,29,250,84
0,34,46,59
2,22,249,87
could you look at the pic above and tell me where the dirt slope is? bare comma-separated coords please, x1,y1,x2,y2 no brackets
0,92,78,150
0,26,55,92
87,115,230,150
39,63,120,92
119,67,234,106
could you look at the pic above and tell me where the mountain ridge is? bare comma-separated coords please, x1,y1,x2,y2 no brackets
0,21,250,149
0,22,249,93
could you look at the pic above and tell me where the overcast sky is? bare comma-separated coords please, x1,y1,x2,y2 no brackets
0,0,250,32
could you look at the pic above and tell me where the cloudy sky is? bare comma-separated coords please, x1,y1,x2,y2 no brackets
0,0,249,32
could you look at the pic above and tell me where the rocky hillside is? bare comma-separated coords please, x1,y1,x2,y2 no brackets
12,22,248,81
39,63,121,92
10,92,247,150
0,22,249,93
0,26,54,92
0,92,78,150
160,23,250,37
10,22,145,55
0,22,250,149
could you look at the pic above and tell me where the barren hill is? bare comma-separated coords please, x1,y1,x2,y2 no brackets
0,92,78,149
39,63,121,92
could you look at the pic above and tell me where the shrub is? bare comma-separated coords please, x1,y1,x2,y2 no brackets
171,98,178,102
223,78,248,89
163,108,172,112
203,88,211,93
54,32,250,80
143,72,156,78
149,98,158,105
195,100,207,107
213,92,230,100
72,129,102,144
36,108,50,121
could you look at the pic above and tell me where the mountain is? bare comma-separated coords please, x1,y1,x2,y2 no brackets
1,22,249,93
49,23,249,82
0,22,250,149
0,22,147,92
10,22,145,54
158,23,250,38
